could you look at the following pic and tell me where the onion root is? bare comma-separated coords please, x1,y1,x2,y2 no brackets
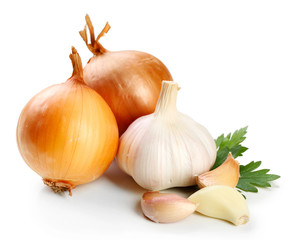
43,179,75,196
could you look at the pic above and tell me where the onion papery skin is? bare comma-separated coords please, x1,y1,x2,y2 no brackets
83,50,173,135
17,72,118,193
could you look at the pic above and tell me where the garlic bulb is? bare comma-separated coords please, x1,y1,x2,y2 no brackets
116,81,217,190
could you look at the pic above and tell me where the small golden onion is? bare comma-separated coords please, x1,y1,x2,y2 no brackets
16,47,119,195
80,15,173,135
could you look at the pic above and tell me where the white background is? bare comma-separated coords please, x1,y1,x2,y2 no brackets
1,0,297,239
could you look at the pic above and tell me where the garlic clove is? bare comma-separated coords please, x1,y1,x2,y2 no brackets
196,152,239,188
188,185,249,225
141,191,197,223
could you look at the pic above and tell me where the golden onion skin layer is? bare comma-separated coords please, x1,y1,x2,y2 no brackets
84,50,173,135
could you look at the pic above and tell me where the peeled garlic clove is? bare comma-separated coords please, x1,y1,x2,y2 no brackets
196,152,239,188
141,191,197,223
188,185,249,225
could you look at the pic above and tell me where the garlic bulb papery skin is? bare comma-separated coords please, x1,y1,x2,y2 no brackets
116,81,217,190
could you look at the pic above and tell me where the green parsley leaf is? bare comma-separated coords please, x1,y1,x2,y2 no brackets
213,126,280,193
212,126,248,170
237,161,280,192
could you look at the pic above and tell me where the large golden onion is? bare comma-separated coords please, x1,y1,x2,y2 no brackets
17,47,119,195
